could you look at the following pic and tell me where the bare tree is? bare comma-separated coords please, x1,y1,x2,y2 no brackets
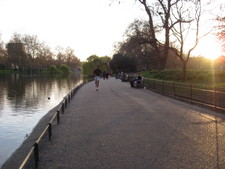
9,33,22,43
137,0,162,69
216,16,225,53
170,0,202,81
55,47,80,71
64,47,80,70
36,42,53,70
22,34,40,60
112,0,206,73
8,33,81,71
55,46,66,66
0,35,8,69
6,43,27,70
9,33,41,70
137,0,190,70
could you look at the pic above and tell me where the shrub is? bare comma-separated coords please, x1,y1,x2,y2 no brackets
48,65,61,73
59,64,71,74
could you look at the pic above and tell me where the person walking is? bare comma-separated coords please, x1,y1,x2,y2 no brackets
93,65,102,91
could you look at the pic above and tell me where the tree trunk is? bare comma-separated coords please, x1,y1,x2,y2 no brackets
158,55,168,70
182,61,187,81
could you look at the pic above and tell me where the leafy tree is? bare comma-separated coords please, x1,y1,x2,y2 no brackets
116,19,157,70
99,56,111,72
110,53,137,73
82,61,93,75
49,65,61,73
59,64,71,73
83,55,111,75
87,55,99,62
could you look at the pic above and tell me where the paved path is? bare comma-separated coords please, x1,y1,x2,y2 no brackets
36,78,225,169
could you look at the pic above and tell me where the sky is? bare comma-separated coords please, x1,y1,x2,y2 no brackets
0,0,223,61
0,0,146,61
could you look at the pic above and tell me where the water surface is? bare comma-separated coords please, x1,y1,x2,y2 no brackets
0,73,82,167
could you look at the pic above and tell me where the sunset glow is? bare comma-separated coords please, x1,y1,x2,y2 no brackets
193,35,223,60
0,0,144,61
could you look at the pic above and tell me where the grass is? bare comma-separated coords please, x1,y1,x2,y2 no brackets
142,70,225,86
0,70,12,74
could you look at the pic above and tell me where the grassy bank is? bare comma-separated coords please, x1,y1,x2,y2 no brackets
142,70,225,86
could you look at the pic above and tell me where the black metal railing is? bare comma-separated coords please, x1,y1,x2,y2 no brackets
144,78,225,110
18,82,84,169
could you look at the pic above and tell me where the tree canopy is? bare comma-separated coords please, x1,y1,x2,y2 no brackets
110,53,137,73
82,55,111,75
0,33,81,72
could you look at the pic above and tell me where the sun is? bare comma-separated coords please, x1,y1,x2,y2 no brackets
194,35,223,60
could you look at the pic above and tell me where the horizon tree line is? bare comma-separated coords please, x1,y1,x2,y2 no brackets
0,33,81,72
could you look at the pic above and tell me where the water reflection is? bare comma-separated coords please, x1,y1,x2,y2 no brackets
0,73,82,167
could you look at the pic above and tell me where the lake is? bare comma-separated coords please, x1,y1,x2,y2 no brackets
0,73,82,168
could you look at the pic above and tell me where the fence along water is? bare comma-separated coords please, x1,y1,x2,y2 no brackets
18,83,84,169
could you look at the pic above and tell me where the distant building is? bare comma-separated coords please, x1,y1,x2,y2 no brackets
7,43,25,55
6,43,27,69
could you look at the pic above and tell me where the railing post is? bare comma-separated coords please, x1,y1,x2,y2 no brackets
62,103,64,114
154,80,156,90
147,79,149,90
69,93,71,102
57,110,60,124
214,86,217,109
162,81,164,94
190,83,193,104
64,98,67,108
48,123,52,140
34,143,39,167
64,99,66,109
173,81,175,98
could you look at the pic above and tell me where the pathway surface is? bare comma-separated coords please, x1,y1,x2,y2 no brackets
16,78,225,168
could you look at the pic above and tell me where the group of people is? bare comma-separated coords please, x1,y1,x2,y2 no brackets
92,65,143,91
130,73,142,87
102,71,110,79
